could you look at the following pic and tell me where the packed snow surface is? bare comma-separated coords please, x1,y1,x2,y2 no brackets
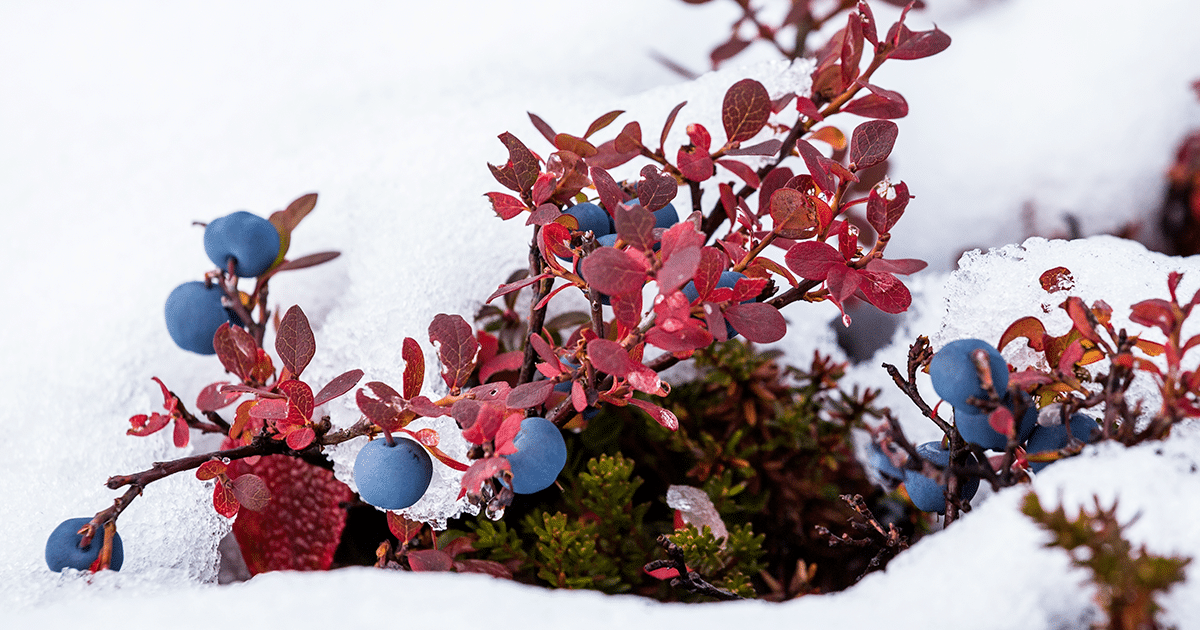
3,0,1200,628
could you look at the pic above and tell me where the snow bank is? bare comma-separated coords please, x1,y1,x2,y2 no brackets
5,0,1200,628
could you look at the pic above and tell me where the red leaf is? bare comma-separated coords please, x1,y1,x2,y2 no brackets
398,337,425,400
710,35,752,67
487,272,550,304
715,159,761,188
686,123,711,152
458,457,513,499
758,167,795,217
725,139,783,157
785,241,845,280
230,454,354,574
407,395,449,418
429,314,481,391
285,426,315,451
858,270,912,314
770,188,820,238
553,133,597,159
407,427,440,448
584,110,625,139
866,181,912,235
842,83,909,119
865,257,927,276
646,322,713,353
637,165,678,212
889,25,951,60
795,140,835,193
275,306,316,377
1130,298,1176,336
455,559,514,579
485,192,527,220
628,398,679,431
270,251,341,274
722,79,771,143
230,473,272,512
658,245,702,295
840,12,864,88
196,381,241,412
610,291,643,330
1000,317,1049,353
408,549,455,572
589,166,624,219
724,302,786,343
460,402,503,444
987,407,1015,437
729,277,768,302
250,398,290,420
659,102,688,151
581,247,650,296
314,369,364,408
614,203,657,252
677,146,714,182
531,172,556,207
587,339,641,378
527,111,556,144
1058,340,1086,373
487,132,540,194
173,417,190,448
386,512,424,542
615,121,643,154
506,380,555,409
1061,297,1100,342
526,204,560,226
213,323,259,383
1039,267,1076,293
213,479,240,518
278,379,314,419
356,383,403,430
693,247,726,302
646,566,681,580
849,120,899,170
795,96,824,122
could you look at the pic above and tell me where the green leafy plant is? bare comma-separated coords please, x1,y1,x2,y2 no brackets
1023,491,1191,630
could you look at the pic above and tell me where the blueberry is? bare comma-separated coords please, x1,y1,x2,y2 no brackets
652,203,679,229
204,211,282,277
868,443,905,486
353,437,433,510
954,391,1038,451
903,441,980,514
45,517,124,572
503,416,567,494
929,339,1009,411
1025,413,1101,472
164,281,240,355
564,202,613,237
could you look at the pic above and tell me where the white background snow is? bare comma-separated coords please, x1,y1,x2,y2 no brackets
3,0,1200,628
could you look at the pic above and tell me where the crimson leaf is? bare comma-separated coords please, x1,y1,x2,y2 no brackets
722,79,771,143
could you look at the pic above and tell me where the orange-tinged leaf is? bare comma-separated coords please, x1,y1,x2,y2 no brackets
809,126,846,150
387,512,424,542
197,460,228,480
584,109,624,139
1061,297,1100,342
1039,266,1075,293
999,316,1048,352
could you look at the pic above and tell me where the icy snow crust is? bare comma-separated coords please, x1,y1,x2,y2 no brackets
4,0,1200,628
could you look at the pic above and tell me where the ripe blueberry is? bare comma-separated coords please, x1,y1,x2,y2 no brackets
204,211,282,277
903,441,980,514
503,416,567,494
929,339,1009,411
1025,413,1100,472
164,281,239,355
45,517,124,572
565,202,613,237
353,437,433,510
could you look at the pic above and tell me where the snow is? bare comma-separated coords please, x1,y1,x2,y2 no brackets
4,0,1200,628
